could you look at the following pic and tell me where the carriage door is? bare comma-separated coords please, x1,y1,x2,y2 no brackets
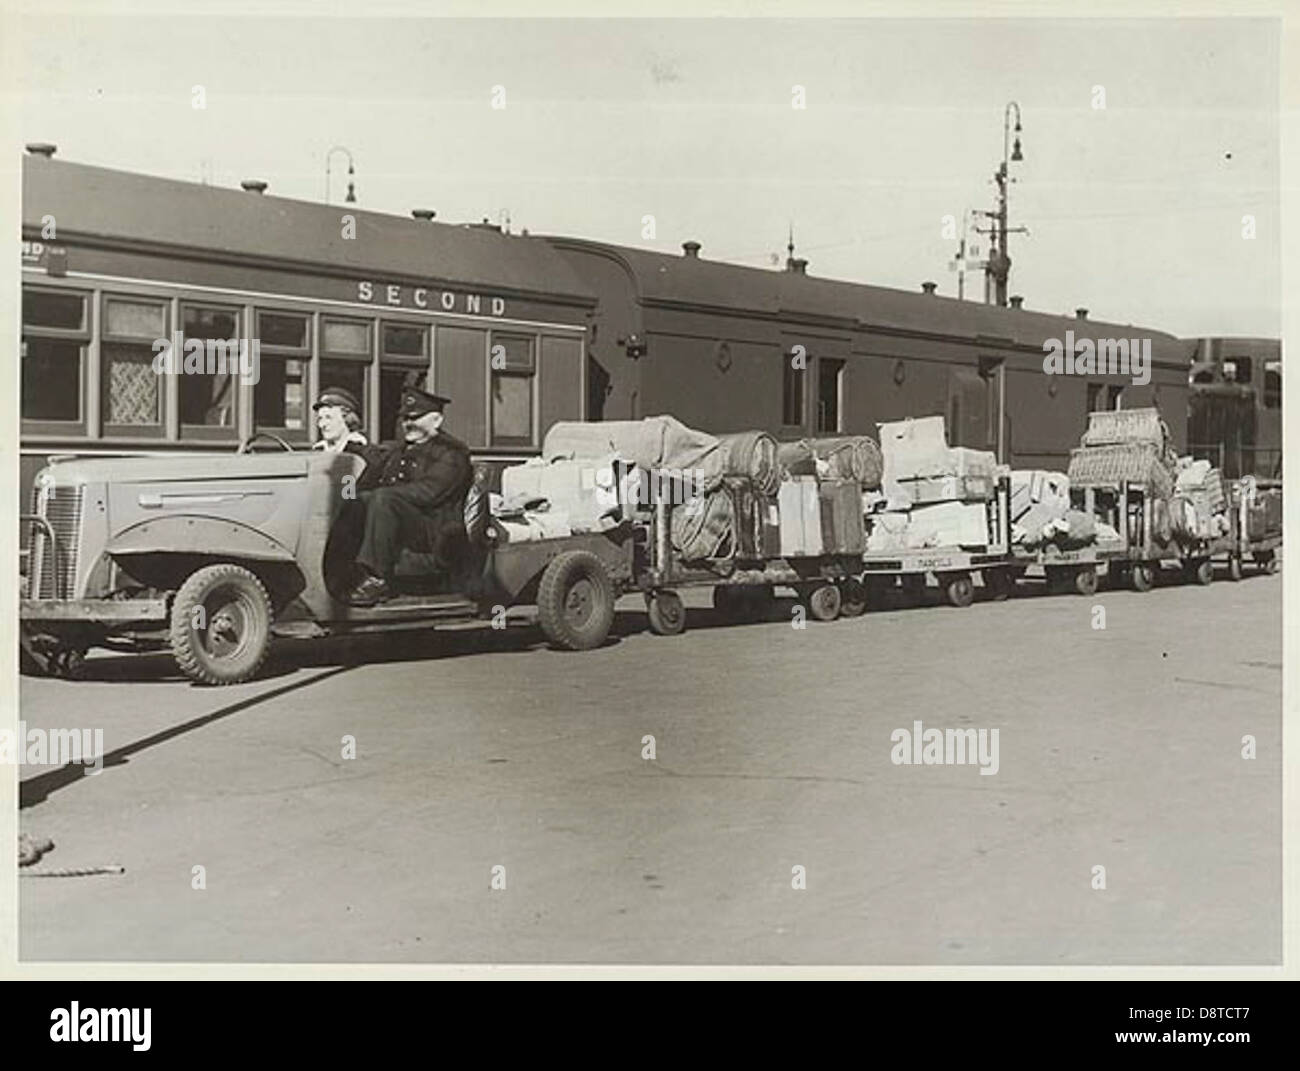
946,366,989,450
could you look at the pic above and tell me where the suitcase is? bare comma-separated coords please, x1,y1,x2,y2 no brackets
818,478,866,554
778,477,824,557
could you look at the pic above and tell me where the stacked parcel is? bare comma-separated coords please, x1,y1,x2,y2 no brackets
863,416,997,551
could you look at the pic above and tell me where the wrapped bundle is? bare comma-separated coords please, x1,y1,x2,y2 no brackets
715,430,781,497
542,416,778,496
777,436,883,490
501,453,625,532
671,490,735,562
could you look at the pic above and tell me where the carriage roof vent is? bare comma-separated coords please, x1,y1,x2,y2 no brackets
240,179,268,194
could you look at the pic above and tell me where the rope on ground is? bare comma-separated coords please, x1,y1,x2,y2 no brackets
19,832,125,877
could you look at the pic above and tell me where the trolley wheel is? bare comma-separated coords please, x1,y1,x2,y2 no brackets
1228,555,1243,582
838,577,868,618
1194,558,1214,586
646,590,686,636
1129,563,1155,592
984,568,1014,601
1073,566,1099,597
170,563,273,685
1256,550,1277,575
802,582,842,622
537,549,616,651
942,571,975,608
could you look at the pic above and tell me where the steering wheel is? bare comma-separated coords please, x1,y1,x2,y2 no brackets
237,431,296,454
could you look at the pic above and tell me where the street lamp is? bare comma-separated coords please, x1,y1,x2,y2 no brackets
325,146,357,205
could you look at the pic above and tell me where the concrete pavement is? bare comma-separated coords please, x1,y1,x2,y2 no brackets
18,570,1282,964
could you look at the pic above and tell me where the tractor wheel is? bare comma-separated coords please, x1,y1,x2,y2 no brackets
1194,559,1214,586
646,590,687,636
537,550,616,651
838,577,868,618
170,563,273,685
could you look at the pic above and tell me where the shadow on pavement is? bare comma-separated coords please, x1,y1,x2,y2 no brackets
19,665,355,810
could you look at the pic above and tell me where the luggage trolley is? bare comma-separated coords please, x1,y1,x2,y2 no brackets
634,475,872,634
857,476,1012,609
1218,477,1282,580
1072,480,1187,593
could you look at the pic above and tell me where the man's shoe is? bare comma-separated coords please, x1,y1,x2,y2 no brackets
345,574,392,607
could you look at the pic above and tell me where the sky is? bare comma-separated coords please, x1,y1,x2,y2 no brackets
12,14,1282,339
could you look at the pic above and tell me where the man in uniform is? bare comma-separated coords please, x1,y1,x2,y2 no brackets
345,387,473,606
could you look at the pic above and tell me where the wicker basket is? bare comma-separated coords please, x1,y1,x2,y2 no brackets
1080,408,1170,449
1067,442,1175,498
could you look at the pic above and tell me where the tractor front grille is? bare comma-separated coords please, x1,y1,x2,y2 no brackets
29,482,84,600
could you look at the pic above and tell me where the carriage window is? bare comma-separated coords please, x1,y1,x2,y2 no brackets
22,287,88,430
179,305,241,430
383,323,427,359
22,338,82,422
254,310,310,434
105,298,165,338
323,318,371,354
1107,384,1124,410
102,296,168,431
1264,361,1280,409
254,358,307,431
489,334,535,446
1224,356,1252,384
24,289,86,331
258,311,310,349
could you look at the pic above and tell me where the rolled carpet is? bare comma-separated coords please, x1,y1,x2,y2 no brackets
716,430,781,497
777,436,883,490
